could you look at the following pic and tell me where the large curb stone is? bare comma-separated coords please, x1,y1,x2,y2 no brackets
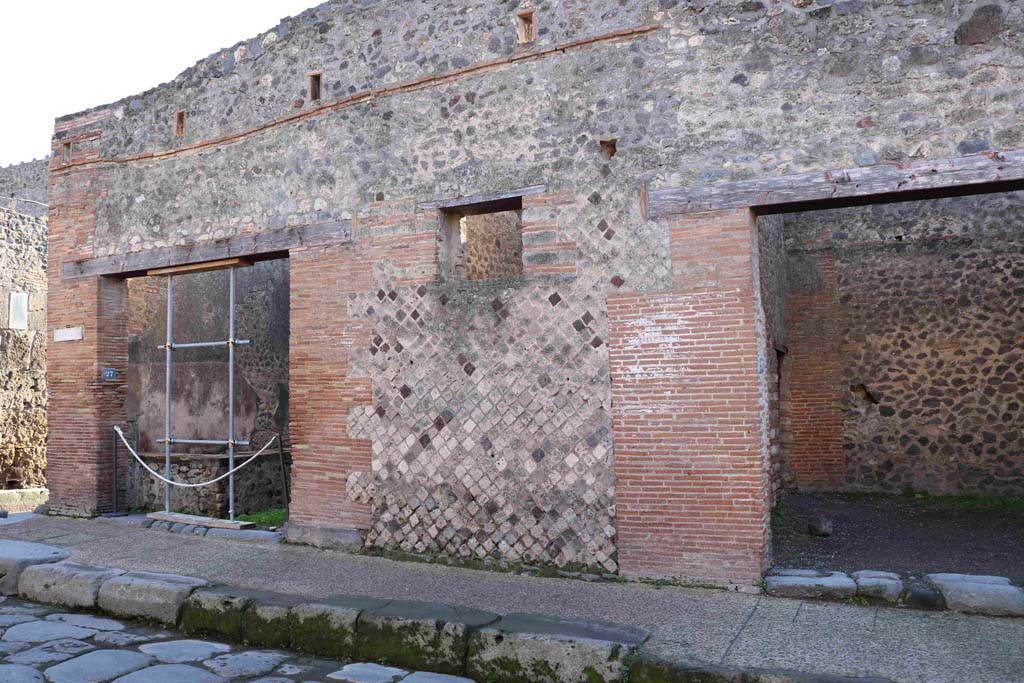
239,591,307,649
19,561,125,608
98,571,209,625
292,595,390,658
926,573,1024,617
628,653,897,682
852,570,903,603
467,612,647,683
180,586,305,649
765,571,856,600
180,586,259,641
358,599,499,676
0,541,70,595
283,522,363,551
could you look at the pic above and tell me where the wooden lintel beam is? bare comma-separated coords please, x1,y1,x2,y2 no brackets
60,219,352,280
147,257,252,277
645,149,1024,218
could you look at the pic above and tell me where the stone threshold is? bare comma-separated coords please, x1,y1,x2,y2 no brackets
103,512,282,542
766,568,1024,618
0,539,896,683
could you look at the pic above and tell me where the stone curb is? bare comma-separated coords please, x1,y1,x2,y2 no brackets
0,539,650,682
628,653,897,683
765,567,1024,617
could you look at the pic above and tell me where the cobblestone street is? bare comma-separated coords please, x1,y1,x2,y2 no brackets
0,595,473,683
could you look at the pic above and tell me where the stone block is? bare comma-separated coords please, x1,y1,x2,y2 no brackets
852,570,903,603
205,528,283,543
764,571,857,600
927,574,1024,617
239,591,306,650
0,664,44,683
467,612,648,683
97,571,209,625
180,586,258,641
19,561,125,608
358,599,499,676
291,595,389,659
283,522,362,551
0,540,70,595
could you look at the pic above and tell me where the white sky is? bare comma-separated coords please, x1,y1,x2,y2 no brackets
0,0,317,167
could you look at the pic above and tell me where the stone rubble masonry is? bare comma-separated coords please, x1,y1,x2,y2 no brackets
781,194,1024,495
44,0,1024,585
0,159,49,219
0,206,48,490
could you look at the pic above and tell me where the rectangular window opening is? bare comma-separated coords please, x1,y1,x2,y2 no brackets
61,142,72,163
440,196,524,281
308,72,323,101
175,110,186,137
516,11,535,44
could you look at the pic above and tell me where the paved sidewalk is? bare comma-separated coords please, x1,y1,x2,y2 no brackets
3,516,1023,683
0,594,473,682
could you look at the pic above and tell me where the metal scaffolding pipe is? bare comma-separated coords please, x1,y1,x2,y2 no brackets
157,438,251,447
158,339,250,350
164,275,173,513
228,267,237,521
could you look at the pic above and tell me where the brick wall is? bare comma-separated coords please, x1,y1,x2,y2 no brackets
611,209,770,585
46,125,128,516
780,250,844,489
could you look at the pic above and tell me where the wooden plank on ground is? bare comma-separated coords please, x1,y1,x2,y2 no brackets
147,511,254,529
645,149,1024,218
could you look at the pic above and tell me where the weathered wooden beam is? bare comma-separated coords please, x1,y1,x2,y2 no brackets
419,184,546,211
646,149,1024,218
147,257,252,277
61,219,352,280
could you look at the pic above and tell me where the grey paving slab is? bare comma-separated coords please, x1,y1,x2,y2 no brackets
139,638,232,663
0,613,38,628
43,650,153,683
6,638,94,665
111,663,225,683
326,662,409,682
0,663,44,683
94,630,171,646
2,619,98,642
46,613,125,631
403,673,477,683
201,650,287,678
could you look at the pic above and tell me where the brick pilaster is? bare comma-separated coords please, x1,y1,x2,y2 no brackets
609,208,771,585
46,160,128,515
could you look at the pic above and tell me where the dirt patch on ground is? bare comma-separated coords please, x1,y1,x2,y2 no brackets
772,492,1024,582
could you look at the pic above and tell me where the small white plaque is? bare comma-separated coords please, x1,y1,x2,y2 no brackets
8,293,28,330
54,326,84,342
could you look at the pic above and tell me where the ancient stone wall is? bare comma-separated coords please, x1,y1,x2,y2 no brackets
46,0,1024,580
463,211,524,280
125,451,289,517
783,192,1024,495
0,159,49,219
0,207,47,488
